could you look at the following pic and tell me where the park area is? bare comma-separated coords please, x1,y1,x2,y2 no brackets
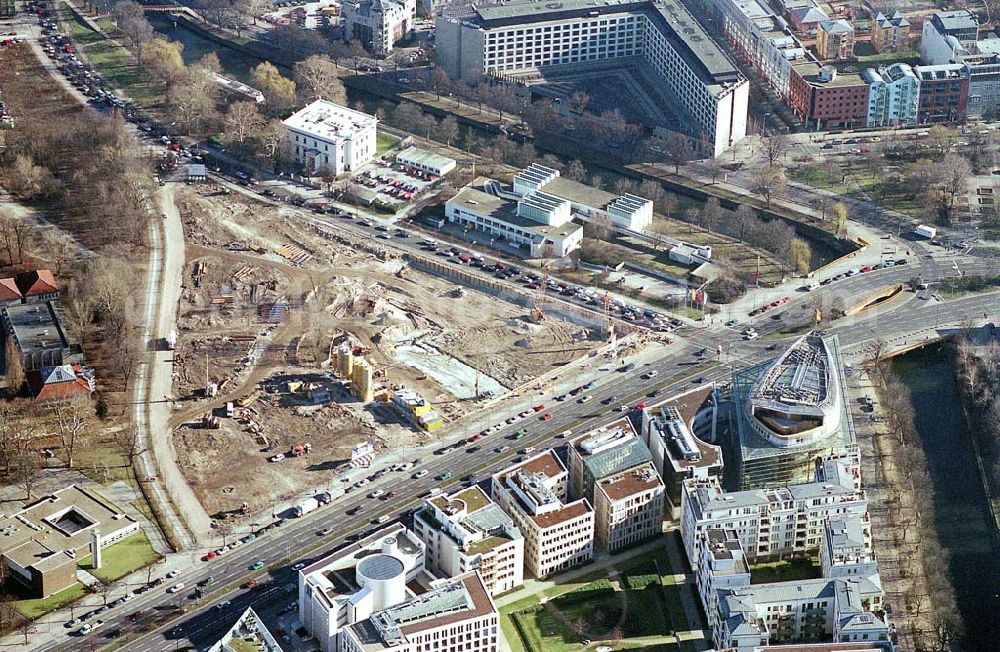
500,542,691,652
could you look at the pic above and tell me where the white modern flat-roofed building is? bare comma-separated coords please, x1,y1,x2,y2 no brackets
445,178,584,257
394,146,456,177
412,485,524,596
208,607,282,652
436,0,748,157
337,571,499,652
491,450,594,578
298,524,428,652
282,100,378,176
680,453,866,569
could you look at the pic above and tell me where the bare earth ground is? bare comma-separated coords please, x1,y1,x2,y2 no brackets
169,185,599,517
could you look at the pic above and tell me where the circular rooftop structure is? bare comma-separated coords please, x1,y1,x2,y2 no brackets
357,554,405,581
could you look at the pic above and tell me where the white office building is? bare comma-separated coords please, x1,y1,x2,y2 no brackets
436,0,748,157
863,63,920,128
342,0,416,55
680,453,867,570
446,179,584,257
298,524,428,652
337,572,499,652
491,450,594,578
412,485,525,596
282,100,378,176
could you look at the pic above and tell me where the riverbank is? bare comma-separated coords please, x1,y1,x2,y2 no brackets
887,345,1000,651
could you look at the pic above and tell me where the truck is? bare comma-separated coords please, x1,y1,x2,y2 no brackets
165,330,177,350
914,224,936,239
293,497,319,517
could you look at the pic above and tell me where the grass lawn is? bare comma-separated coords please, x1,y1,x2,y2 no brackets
749,556,822,584
649,255,694,278
59,6,165,108
81,530,161,582
377,132,399,156
503,544,687,652
14,583,86,618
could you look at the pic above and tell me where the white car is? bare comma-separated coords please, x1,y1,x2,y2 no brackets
745,332,760,341
354,478,370,488
166,570,180,578
269,453,285,462
643,370,659,379
368,489,385,499
293,562,306,570
413,469,429,478
167,582,185,593
216,600,231,610
578,396,592,404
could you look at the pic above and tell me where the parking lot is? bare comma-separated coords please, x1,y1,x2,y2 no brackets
354,155,438,206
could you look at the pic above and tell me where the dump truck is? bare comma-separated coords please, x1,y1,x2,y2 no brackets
165,330,177,350
294,497,319,517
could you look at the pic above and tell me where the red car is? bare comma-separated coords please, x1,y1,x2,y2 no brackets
245,579,259,589
386,491,398,498
532,404,545,412
540,412,553,421
202,552,217,562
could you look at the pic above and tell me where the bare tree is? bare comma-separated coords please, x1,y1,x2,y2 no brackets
4,337,24,397
435,115,460,147
930,154,972,225
762,132,789,168
701,196,721,233
734,204,754,243
113,1,155,64
294,55,346,104
115,425,146,468
564,160,586,182
829,202,849,237
587,213,614,241
51,394,92,469
664,133,693,174
223,101,266,147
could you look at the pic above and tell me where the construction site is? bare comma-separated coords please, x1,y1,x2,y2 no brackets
167,184,604,517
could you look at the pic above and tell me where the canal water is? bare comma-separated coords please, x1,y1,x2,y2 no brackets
892,345,1000,651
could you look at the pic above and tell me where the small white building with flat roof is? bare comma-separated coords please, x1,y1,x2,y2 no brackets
282,100,378,176
395,146,456,177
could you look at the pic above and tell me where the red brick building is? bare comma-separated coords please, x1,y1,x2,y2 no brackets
915,63,969,123
789,62,869,129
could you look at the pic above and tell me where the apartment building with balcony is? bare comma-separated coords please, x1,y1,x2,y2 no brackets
491,450,594,578
696,525,889,650
816,20,854,61
863,63,920,128
871,11,910,53
680,454,867,570
412,485,524,596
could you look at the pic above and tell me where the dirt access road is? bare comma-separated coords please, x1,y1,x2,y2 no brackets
136,184,213,547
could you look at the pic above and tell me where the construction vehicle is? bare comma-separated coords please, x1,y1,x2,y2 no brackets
290,443,313,457
240,502,251,515
202,413,221,429
165,330,177,350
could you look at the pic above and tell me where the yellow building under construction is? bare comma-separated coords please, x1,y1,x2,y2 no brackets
333,343,374,403
391,386,444,432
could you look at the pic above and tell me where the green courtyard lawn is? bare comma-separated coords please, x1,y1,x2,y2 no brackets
502,543,689,652
376,132,399,157
80,529,161,583
14,583,86,618
749,556,822,584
